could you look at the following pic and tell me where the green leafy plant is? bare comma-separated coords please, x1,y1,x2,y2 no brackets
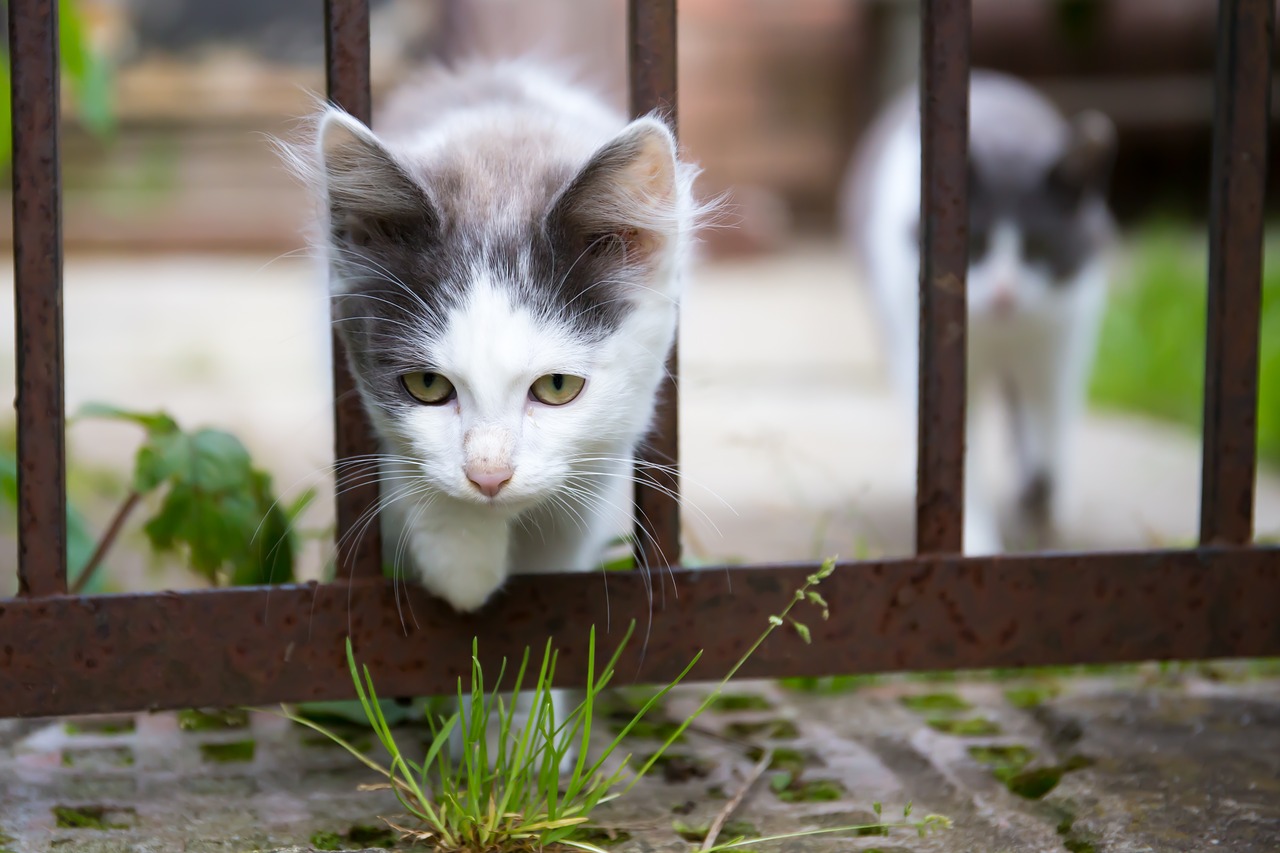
287,559,952,851
0,441,101,592
0,0,116,167
68,404,304,591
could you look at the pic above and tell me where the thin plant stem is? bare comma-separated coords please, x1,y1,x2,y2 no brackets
701,747,771,851
71,489,141,594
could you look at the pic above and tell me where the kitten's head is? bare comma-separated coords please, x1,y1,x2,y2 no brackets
963,92,1116,320
307,107,694,514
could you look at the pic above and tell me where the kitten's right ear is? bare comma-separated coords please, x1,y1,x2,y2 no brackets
1047,109,1117,206
317,110,436,246
547,116,680,264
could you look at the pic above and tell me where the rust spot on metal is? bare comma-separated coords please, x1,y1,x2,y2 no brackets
14,550,1264,719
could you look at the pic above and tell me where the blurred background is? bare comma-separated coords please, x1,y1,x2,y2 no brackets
0,0,1277,594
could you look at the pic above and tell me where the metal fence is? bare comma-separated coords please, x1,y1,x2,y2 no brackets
1,0,1277,719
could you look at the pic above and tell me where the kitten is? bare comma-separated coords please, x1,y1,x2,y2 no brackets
295,60,702,610
842,70,1116,554
288,61,702,765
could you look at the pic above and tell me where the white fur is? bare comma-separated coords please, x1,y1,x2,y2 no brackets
373,268,678,611
851,118,1107,554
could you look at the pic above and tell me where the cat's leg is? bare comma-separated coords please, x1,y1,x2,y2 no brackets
504,458,632,772
1004,295,1102,549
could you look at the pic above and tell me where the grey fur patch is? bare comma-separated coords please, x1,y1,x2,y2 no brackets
845,69,1116,283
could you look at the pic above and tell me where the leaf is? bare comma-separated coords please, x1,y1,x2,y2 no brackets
768,771,792,793
83,405,296,586
75,402,177,436
790,619,811,644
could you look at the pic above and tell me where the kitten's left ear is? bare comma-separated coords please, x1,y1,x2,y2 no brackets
317,109,437,247
1048,110,1117,206
547,116,679,262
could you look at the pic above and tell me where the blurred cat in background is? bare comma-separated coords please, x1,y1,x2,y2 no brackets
842,70,1117,554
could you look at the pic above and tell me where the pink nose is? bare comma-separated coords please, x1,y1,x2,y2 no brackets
466,466,513,498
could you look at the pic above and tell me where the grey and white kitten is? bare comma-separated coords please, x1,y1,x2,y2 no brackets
294,61,701,609
842,70,1117,553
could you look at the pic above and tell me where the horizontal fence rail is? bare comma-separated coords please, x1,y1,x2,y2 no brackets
1200,0,1274,546
1,548,1277,718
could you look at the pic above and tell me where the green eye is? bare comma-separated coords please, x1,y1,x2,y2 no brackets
401,371,455,405
530,373,585,406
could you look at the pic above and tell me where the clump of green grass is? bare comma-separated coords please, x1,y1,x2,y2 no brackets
177,708,249,731
768,772,846,803
900,693,971,713
310,825,397,850
746,746,816,775
778,674,881,694
674,818,759,843
52,806,133,830
63,718,135,736
287,559,952,852
710,693,774,712
199,740,255,763
968,744,1035,782
1003,685,1060,709
926,717,1002,736
1090,225,1280,466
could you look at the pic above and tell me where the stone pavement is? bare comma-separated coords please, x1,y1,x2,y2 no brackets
1,666,1277,852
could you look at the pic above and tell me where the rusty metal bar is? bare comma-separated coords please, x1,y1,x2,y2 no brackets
1,548,1277,718
9,0,66,596
628,0,681,570
915,0,970,555
1199,0,1273,546
324,0,382,579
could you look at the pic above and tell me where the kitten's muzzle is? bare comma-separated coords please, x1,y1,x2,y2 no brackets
466,463,514,498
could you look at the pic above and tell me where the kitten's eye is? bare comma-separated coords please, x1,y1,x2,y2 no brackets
401,371,455,405
530,373,585,406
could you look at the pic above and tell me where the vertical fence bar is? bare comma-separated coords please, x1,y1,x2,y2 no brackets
324,0,382,579
1199,0,1273,546
915,0,970,554
9,0,67,596
628,0,682,571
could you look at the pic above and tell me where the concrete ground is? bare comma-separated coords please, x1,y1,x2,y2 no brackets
1,666,1278,852
0,245,1278,851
